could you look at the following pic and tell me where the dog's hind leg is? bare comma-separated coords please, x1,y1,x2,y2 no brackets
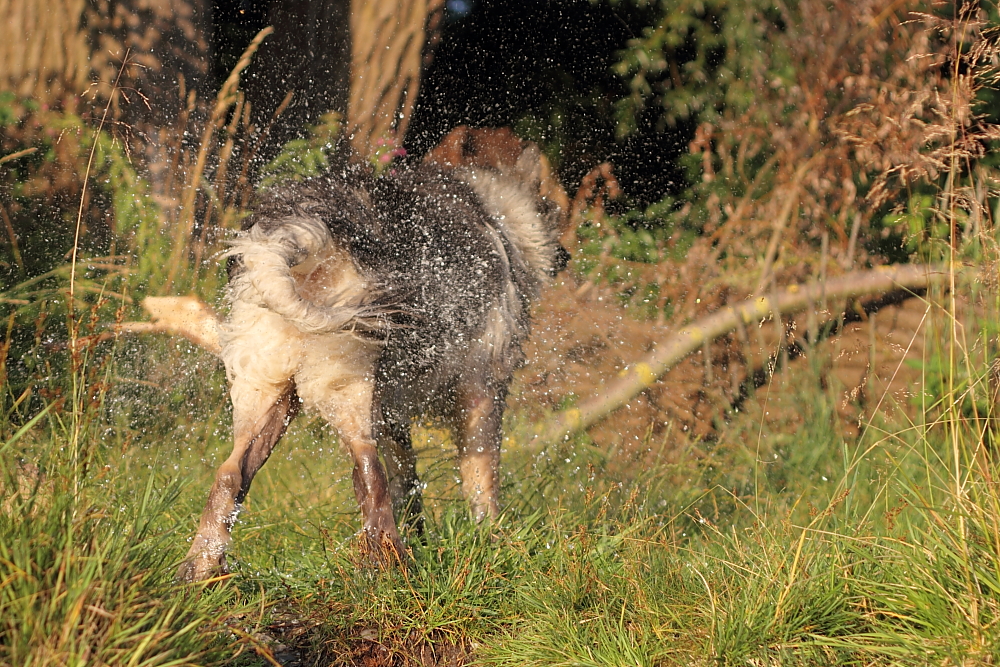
453,381,503,521
377,406,424,533
303,378,405,562
178,381,299,582
337,410,406,561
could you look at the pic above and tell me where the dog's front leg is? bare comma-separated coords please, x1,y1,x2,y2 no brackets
453,381,503,521
178,382,299,582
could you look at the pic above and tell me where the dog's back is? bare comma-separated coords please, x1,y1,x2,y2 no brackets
371,159,565,418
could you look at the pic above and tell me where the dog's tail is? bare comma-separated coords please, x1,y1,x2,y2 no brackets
228,217,385,335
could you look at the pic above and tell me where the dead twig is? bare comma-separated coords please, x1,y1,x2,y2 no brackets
531,264,957,446
116,296,222,355
0,147,37,166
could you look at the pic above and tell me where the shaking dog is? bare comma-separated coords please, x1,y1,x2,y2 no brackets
179,139,568,581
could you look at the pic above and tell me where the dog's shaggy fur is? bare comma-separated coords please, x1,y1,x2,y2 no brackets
179,144,568,581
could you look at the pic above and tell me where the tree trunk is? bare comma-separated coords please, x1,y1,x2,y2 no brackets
4,0,445,163
347,0,445,157
0,0,212,125
241,0,445,165
0,0,90,101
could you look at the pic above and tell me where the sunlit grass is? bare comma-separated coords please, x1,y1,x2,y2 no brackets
4,68,1000,665
4,276,1000,667
176,287,994,665
0,418,263,666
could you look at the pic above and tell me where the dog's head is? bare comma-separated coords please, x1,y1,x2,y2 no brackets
425,126,571,278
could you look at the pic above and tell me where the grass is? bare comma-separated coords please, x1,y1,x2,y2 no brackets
4,298,1000,666
0,211,996,666
0,420,262,666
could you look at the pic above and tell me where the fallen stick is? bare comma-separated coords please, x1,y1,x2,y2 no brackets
530,264,957,446
117,296,222,355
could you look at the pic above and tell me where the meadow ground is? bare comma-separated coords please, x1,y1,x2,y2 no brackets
3,274,1000,666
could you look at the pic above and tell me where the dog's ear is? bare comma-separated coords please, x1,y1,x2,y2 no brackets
514,143,543,190
516,143,570,230
424,125,471,168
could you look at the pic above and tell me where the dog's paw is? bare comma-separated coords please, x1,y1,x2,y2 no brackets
176,552,228,583
357,523,407,567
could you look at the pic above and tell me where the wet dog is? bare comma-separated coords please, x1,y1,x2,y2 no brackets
178,139,568,581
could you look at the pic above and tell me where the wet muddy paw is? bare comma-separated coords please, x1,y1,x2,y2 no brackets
177,552,228,583
358,525,407,566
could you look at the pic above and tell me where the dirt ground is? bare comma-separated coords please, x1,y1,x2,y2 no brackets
515,276,956,454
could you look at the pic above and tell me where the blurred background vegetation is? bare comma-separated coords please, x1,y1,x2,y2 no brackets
2,0,1000,664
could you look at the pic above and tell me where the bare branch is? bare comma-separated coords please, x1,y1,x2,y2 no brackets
117,296,221,355
531,264,957,446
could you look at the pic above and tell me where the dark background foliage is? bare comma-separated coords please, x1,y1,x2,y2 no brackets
212,0,690,205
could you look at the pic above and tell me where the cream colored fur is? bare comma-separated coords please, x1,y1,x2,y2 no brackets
227,216,376,335
454,165,561,284
222,293,380,417
223,214,383,433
